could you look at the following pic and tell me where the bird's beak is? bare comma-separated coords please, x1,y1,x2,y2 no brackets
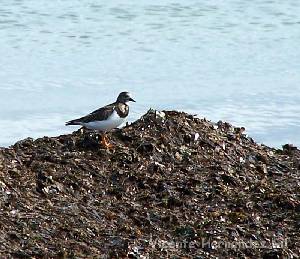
129,98,136,102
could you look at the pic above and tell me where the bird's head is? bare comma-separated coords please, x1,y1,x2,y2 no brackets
117,92,136,104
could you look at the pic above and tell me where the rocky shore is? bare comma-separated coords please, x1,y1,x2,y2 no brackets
0,110,299,258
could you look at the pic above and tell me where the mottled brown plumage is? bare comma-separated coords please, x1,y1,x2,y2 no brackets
66,102,129,125
65,92,134,126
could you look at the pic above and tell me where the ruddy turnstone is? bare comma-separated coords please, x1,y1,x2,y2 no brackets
66,91,135,148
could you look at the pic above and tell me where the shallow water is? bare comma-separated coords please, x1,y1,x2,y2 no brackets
1,0,299,147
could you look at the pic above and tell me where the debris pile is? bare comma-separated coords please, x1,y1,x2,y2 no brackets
0,110,299,258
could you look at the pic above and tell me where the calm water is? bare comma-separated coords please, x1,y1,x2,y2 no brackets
0,0,299,147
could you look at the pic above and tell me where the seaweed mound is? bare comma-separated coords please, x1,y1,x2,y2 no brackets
0,110,299,258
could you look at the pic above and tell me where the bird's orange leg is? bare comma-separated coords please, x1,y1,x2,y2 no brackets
100,133,113,148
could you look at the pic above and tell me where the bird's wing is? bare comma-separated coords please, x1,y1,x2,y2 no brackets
90,102,115,115
66,103,116,125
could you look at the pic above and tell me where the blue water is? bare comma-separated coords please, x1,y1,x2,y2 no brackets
1,0,300,148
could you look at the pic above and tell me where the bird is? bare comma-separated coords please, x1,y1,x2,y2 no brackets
65,91,135,148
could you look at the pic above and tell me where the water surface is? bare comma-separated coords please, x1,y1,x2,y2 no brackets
1,0,300,147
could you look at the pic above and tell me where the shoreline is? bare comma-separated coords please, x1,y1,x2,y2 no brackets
1,111,299,150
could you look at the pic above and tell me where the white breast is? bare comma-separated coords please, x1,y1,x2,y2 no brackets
81,110,126,132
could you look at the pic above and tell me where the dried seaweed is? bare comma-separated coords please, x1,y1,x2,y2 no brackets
0,110,299,258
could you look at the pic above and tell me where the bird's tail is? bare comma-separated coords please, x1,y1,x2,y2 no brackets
65,119,81,126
